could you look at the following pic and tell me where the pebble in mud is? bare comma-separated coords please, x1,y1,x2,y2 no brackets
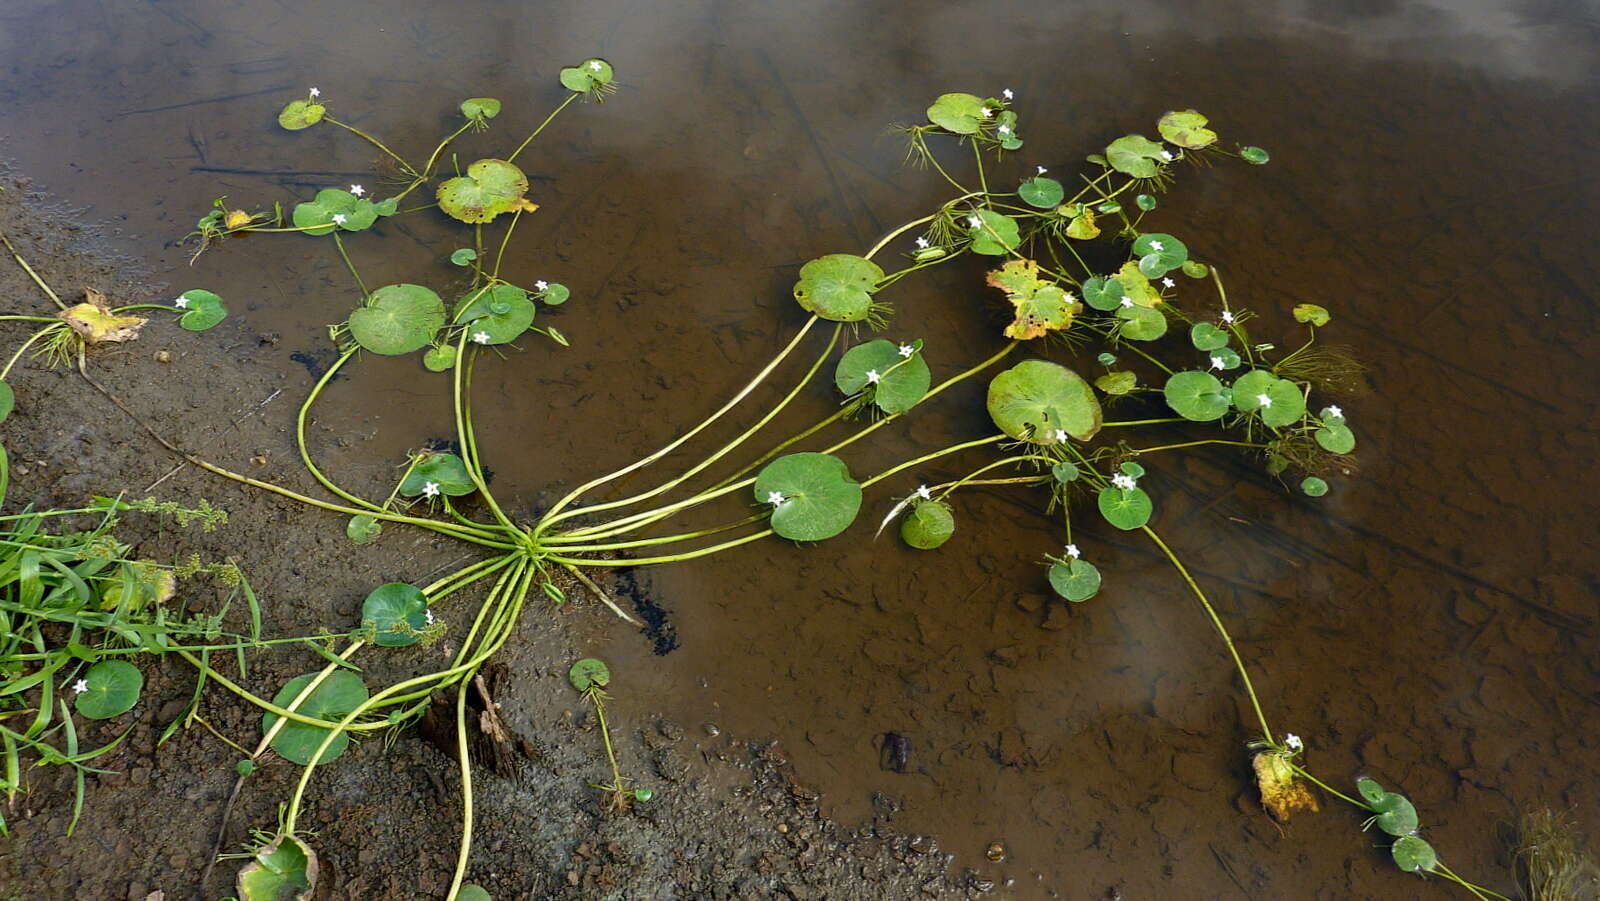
703,722,720,737
985,841,1006,862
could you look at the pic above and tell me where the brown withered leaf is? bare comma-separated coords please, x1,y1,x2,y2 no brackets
1253,749,1319,822
59,288,146,344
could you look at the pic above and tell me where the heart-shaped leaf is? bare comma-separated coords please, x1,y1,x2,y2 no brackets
754,453,863,542
1190,322,1230,351
278,100,325,131
1081,276,1124,312
539,282,570,305
1315,422,1356,454
568,658,610,691
348,284,446,356
1106,134,1168,178
1157,110,1218,149
437,159,530,224
1094,371,1136,395
1164,371,1231,421
1051,461,1080,483
1116,304,1168,341
346,514,382,545
423,345,457,372
262,671,368,765
360,582,429,647
1232,370,1306,427
834,339,930,414
926,92,987,134
1065,207,1100,240
986,360,1102,444
450,248,478,266
900,500,955,550
292,188,379,235
1293,303,1331,326
560,58,616,93
1049,558,1101,602
74,660,142,719
460,97,501,120
399,451,476,497
1098,485,1153,530
967,210,1020,255
1132,233,1188,278
237,834,317,901
454,284,535,344
792,254,884,323
986,259,1082,341
1018,176,1064,209
176,289,228,331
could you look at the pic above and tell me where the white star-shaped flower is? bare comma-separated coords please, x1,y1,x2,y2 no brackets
1065,543,1081,559
1161,277,1175,288
897,344,915,358
331,213,347,225
1002,88,1014,100
967,215,982,228
471,331,491,344
766,491,785,506
979,106,993,119
1285,733,1303,751
1220,310,1235,324
1327,405,1343,419
1111,473,1137,491
1209,355,1225,370
996,124,1011,136
1052,429,1068,443
914,236,929,249
72,678,89,694
1119,295,1134,308
422,481,441,497
1256,393,1273,409
865,369,881,385
1149,240,1164,252
174,296,190,309
589,60,603,71
1036,165,1048,175
535,280,549,291
424,609,436,626
1159,150,1174,161
309,87,321,98
349,184,365,196
915,485,933,501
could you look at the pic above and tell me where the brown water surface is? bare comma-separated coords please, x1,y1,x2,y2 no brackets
4,0,1597,896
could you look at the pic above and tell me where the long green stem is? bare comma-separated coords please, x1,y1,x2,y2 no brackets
0,328,53,381
859,433,1004,489
507,94,579,163
323,116,416,175
0,231,66,310
331,234,368,297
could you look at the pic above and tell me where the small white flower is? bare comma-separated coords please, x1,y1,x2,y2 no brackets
766,491,785,506
1002,88,1014,100
1285,733,1303,752
1052,428,1068,443
471,330,491,344
1220,310,1236,324
1064,543,1081,559
967,215,982,228
1111,473,1137,491
996,124,1011,136
1036,165,1048,175
865,369,881,384
1327,405,1343,419
309,87,321,98
424,608,436,626
1256,393,1273,408
914,485,933,501
914,236,929,249
535,279,549,291
422,481,441,497
1159,149,1174,161
72,679,89,695
349,184,365,196
897,344,915,358
331,213,347,225
1149,240,1164,252
1119,295,1134,308
1209,355,1225,370
174,296,190,309
589,60,603,71
1161,277,1176,288
979,106,993,119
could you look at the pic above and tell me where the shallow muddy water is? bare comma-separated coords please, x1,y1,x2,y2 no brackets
4,0,1598,896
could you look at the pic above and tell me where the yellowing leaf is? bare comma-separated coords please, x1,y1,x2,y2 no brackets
101,561,176,611
224,209,253,229
986,258,1082,341
1252,750,1319,822
513,197,540,213
1065,207,1100,240
60,289,146,344
1114,262,1162,308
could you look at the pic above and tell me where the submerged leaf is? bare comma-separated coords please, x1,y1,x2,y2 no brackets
986,258,1082,341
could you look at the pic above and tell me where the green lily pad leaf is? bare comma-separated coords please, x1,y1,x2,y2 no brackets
1098,486,1153,530
263,671,368,765
1164,371,1230,421
1116,304,1167,341
1300,476,1329,497
792,254,884,323
1157,110,1218,149
1181,259,1210,278
1051,461,1080,483
834,339,930,414
986,258,1081,340
1097,200,1122,214
177,289,228,331
1065,207,1101,240
1190,322,1230,351
292,188,379,235
437,158,529,224
1018,176,1064,209
1240,146,1271,165
1293,303,1331,326
1373,792,1420,836
1232,370,1305,427
278,100,325,131
450,248,477,266
1049,558,1101,602
423,344,457,372
460,97,501,120
346,514,382,545
1132,233,1188,278
361,582,429,647
540,283,570,305
926,92,987,134
568,658,610,691
0,381,12,424
457,886,492,901
1208,347,1242,370
237,833,317,901
1315,423,1356,454
1120,461,1146,479
373,197,398,217
1096,352,1118,366
560,58,615,93
348,284,445,356
74,660,142,719
1094,371,1136,395
986,359,1102,444
967,210,1021,255
1106,134,1168,178
1081,276,1124,312
1114,261,1162,307
900,500,954,550
1135,194,1157,211
1391,835,1437,874
993,110,1023,150
399,451,475,497
755,453,863,542
1086,153,1108,166
454,284,535,344
1356,777,1387,805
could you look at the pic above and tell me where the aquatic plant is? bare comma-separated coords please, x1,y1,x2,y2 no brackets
568,657,651,810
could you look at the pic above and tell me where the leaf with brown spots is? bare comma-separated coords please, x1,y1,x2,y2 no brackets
986,258,1082,341
59,288,146,344
1252,750,1319,822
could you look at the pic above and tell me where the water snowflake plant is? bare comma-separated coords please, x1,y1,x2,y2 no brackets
161,81,1515,901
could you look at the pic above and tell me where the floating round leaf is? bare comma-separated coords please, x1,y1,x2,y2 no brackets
1373,792,1420,836
1105,134,1168,178
348,284,446,356
1190,322,1230,351
1391,836,1437,874
278,99,326,130
540,283,570,305
568,658,610,691
1181,260,1210,278
1132,233,1188,278
1114,261,1163,307
399,451,476,497
460,97,501,120
986,258,1081,340
361,582,430,647
177,289,228,331
1300,476,1329,497
1210,347,1242,370
1135,194,1157,211
236,834,317,901
373,197,398,217
1117,304,1168,341
437,158,530,224
967,210,1021,256
1081,276,1124,312
292,188,379,235
1240,145,1271,165
1018,176,1064,209
900,501,955,550
1315,423,1356,454
1157,110,1218,149
1097,200,1123,214
423,345,457,372
262,671,369,765
754,453,863,542
1232,370,1305,427
793,254,884,323
1164,371,1231,421
834,339,930,414
1094,371,1136,395
454,284,535,344
986,360,1102,443
1049,559,1101,602
346,514,382,545
450,248,477,266
1293,303,1331,326
1356,777,1387,805
0,381,12,424
74,660,142,719
1051,461,1080,483
994,110,1023,150
560,59,616,93
1120,461,1146,479
1098,485,1153,530
926,92,987,134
